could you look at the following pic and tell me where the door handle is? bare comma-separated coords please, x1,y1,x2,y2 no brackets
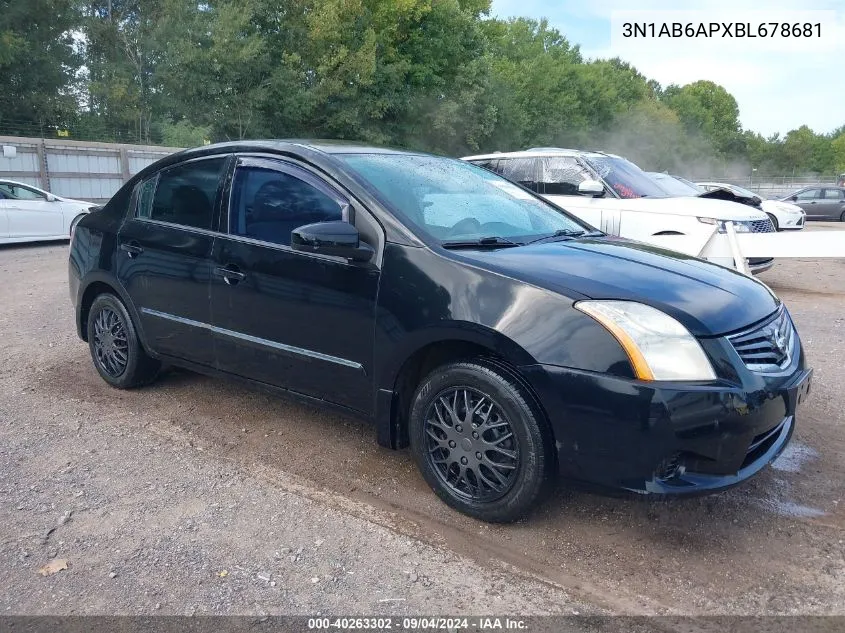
120,242,144,258
214,265,246,285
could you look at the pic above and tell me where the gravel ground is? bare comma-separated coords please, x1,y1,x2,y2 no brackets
1,224,843,617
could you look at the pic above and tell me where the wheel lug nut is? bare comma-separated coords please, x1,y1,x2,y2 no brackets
472,431,478,439
455,425,463,433
448,441,456,448
460,457,468,465
475,452,482,460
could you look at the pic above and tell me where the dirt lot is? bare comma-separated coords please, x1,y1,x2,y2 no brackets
1,224,843,617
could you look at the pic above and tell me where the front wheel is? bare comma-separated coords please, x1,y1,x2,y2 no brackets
87,293,160,388
766,213,779,231
840,210,845,222
409,361,553,522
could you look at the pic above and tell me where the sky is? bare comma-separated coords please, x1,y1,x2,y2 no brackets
489,0,845,138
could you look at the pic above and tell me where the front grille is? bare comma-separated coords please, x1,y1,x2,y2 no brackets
728,307,795,372
746,218,776,233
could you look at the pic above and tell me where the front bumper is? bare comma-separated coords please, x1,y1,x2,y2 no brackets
780,215,805,230
748,258,774,274
520,348,811,495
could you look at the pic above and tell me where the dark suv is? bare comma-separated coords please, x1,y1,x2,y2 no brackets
69,141,812,521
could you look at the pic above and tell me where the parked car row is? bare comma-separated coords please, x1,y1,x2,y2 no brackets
462,149,779,274
68,140,813,521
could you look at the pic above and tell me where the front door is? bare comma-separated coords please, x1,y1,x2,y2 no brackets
0,182,64,238
116,156,229,366
209,156,380,414
794,188,823,217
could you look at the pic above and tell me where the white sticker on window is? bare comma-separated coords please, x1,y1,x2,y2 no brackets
489,180,535,200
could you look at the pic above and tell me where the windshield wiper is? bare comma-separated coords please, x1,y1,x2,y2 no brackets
441,236,521,249
523,228,589,245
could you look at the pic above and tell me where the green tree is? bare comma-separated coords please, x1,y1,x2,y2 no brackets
0,0,81,134
832,131,845,173
662,80,744,157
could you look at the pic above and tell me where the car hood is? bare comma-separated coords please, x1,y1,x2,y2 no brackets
594,196,769,221
762,200,803,214
455,236,779,337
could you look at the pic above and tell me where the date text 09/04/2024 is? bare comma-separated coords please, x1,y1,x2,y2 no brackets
622,22,821,38
307,617,527,630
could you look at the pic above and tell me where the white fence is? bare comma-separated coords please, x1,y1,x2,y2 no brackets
0,136,183,203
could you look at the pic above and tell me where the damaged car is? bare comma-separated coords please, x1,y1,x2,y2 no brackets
463,149,778,274
69,141,812,521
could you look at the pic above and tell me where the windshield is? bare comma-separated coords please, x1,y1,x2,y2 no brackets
646,172,703,197
585,156,668,199
339,154,592,244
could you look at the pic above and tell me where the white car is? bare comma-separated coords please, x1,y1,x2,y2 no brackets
0,179,95,244
697,181,805,231
462,149,776,274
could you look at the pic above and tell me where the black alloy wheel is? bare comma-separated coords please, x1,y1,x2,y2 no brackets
409,360,553,522
92,306,129,378
424,387,519,501
87,294,160,388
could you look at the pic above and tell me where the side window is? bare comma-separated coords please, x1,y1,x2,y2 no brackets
537,157,590,195
229,165,343,247
823,189,843,200
499,158,540,192
135,177,157,219
0,183,46,200
149,158,226,230
796,188,821,201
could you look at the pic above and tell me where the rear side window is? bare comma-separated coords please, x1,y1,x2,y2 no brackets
823,189,843,200
144,158,226,230
498,158,540,192
229,165,344,247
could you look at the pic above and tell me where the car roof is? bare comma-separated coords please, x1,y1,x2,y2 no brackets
0,178,41,188
462,148,621,161
179,139,424,157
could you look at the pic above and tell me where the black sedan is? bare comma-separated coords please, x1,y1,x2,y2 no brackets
69,141,812,522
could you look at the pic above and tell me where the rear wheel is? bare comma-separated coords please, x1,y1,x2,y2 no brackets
87,294,160,388
409,360,553,522
840,210,845,222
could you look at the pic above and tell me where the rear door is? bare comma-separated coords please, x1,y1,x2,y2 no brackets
209,156,380,414
0,182,64,238
116,156,228,367
820,188,845,220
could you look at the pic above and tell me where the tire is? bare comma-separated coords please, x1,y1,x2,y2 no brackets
840,210,845,222
87,293,160,388
409,360,553,522
69,213,86,238
766,213,779,231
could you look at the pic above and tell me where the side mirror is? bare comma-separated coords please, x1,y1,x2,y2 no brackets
291,221,373,262
578,180,605,197
789,195,798,202
46,193,58,202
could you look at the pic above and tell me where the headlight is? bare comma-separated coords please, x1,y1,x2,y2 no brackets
575,300,717,381
697,217,751,233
